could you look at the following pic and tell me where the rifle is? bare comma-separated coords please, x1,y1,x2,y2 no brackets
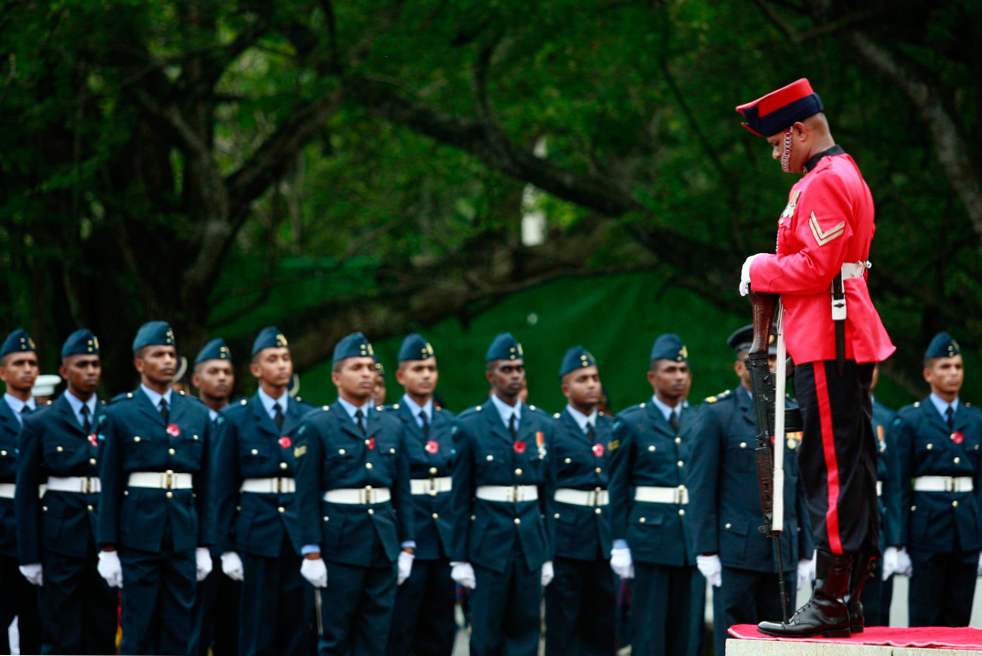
748,291,790,621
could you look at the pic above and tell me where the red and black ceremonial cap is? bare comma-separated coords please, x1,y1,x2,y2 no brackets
735,78,823,137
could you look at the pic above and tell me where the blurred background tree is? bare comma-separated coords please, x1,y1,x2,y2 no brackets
0,0,978,408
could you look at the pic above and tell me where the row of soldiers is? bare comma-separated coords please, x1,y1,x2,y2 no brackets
0,322,979,656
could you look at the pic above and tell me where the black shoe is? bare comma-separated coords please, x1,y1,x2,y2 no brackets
758,551,852,638
845,552,877,633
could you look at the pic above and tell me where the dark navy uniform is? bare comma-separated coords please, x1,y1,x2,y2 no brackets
0,329,42,655
450,399,555,656
686,386,813,655
385,396,456,656
295,372,415,656
15,391,115,653
609,398,697,656
861,397,897,626
544,406,615,656
890,395,982,626
213,390,316,655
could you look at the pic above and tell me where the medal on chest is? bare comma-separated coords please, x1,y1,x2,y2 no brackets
166,423,181,437
951,431,965,445
425,439,439,454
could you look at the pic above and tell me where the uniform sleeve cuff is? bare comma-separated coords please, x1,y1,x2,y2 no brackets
613,539,628,550
301,544,321,555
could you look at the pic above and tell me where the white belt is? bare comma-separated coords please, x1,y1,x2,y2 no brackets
876,481,883,497
410,477,452,496
0,483,14,499
841,261,871,280
912,476,973,493
555,488,608,507
240,477,295,494
476,485,538,503
128,471,194,490
635,485,689,504
47,476,101,494
324,487,391,504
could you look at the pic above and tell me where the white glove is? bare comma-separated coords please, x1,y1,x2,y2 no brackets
896,548,912,577
97,550,123,588
541,561,554,587
739,255,757,296
696,554,722,588
977,552,982,577
301,557,328,588
195,547,213,582
450,561,476,590
610,547,634,580
882,546,899,581
397,551,414,585
19,563,43,586
796,559,812,591
221,551,244,582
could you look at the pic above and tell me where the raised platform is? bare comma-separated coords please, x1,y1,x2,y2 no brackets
727,625,982,655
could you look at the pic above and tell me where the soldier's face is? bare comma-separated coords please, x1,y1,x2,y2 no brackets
60,355,101,396
373,373,386,405
924,355,963,397
0,352,39,394
647,360,688,402
193,359,234,401
767,123,807,173
251,347,292,389
134,346,177,385
562,366,601,408
333,357,375,403
397,359,438,398
486,359,525,401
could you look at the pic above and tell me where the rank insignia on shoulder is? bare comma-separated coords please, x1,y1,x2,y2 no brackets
608,439,620,451
294,444,307,458
809,212,845,246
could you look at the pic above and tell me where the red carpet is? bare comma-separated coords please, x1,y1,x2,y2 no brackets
728,624,982,649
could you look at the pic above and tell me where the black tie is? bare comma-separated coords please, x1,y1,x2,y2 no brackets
80,405,91,435
508,413,518,441
585,421,597,442
159,398,169,424
419,411,430,438
945,406,955,431
273,402,285,430
669,409,680,433
355,409,366,435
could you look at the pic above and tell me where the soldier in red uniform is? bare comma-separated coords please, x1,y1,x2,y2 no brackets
735,78,895,637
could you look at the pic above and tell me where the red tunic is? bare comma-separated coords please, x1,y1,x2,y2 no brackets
749,153,895,365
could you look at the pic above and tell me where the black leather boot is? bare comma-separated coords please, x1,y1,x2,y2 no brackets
845,552,877,632
758,551,853,638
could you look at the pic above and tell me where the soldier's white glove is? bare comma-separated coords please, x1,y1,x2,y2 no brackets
796,559,812,591
195,547,213,581
696,555,722,588
450,562,476,590
896,548,912,577
610,547,634,580
397,551,414,585
881,546,899,580
19,563,43,586
98,550,123,588
301,557,328,588
739,255,758,296
541,561,554,587
221,551,244,582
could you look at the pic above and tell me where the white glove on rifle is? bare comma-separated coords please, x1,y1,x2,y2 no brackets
195,547,213,582
739,255,758,296
541,561,554,587
19,563,43,586
450,562,476,589
896,548,912,577
397,551,414,586
221,551,244,582
98,550,123,588
610,547,634,580
881,546,899,581
796,559,812,591
301,557,328,588
696,554,722,588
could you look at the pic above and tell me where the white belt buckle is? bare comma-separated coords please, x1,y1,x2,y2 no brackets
360,485,377,504
674,485,688,504
508,485,525,503
162,470,175,490
83,477,97,494
427,478,439,496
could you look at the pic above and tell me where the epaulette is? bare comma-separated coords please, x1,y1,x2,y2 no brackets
553,412,560,419
239,398,248,406
704,389,732,404
456,405,481,420
108,391,135,405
